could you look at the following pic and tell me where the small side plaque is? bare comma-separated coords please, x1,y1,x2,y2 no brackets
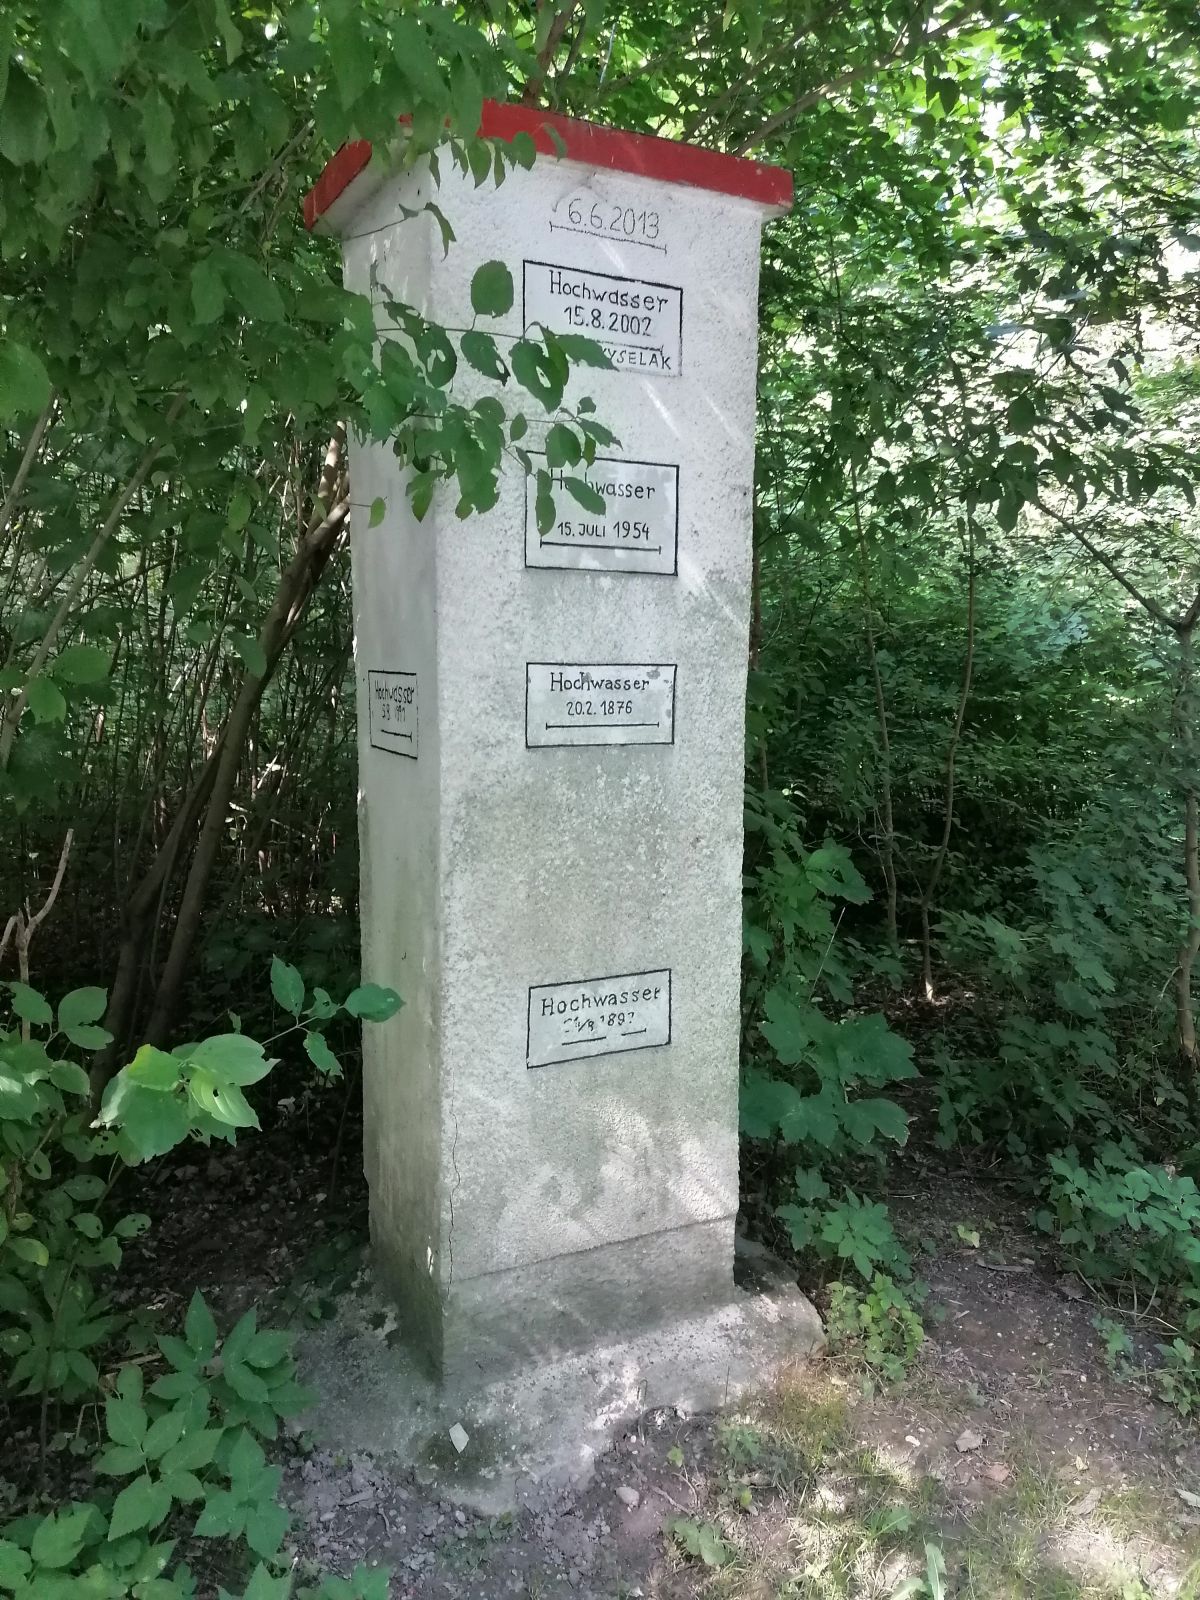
368,669,418,759
526,662,676,747
523,261,682,377
526,455,679,575
528,969,672,1067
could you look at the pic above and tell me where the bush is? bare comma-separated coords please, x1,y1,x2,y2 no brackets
1038,1143,1200,1414
0,968,399,1598
1037,1144,1200,1326
824,1275,924,1384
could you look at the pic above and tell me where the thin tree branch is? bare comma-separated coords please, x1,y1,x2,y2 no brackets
732,1,982,156
0,392,188,771
0,392,57,545
1036,496,1184,632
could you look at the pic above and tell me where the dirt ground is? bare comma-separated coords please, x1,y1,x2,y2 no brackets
278,1232,1200,1599
11,1109,1200,1598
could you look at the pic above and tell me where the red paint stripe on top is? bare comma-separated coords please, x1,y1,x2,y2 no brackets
303,100,792,230
303,138,372,231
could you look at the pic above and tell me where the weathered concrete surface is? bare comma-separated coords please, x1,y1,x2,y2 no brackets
298,1256,823,1515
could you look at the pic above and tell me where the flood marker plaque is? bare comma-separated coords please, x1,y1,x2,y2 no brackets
528,969,671,1067
368,669,418,759
525,455,679,575
523,261,683,376
525,662,676,747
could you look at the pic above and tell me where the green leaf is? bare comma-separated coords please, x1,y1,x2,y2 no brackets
698,1524,731,1566
7,1235,49,1267
511,339,563,408
185,1291,218,1359
52,644,111,684
245,1326,293,1369
739,1071,804,1139
391,19,448,109
306,987,338,1021
163,1468,205,1503
545,424,582,469
0,340,51,420
187,1033,273,1087
227,1411,265,1466
191,259,226,325
230,634,268,678
25,675,68,725
270,956,305,1017
221,253,285,323
194,1488,243,1539
0,68,50,166
161,1426,223,1473
924,1540,948,1600
508,130,537,170
108,1474,171,1540
1007,394,1037,432
106,1391,148,1447
124,1044,183,1090
368,497,386,528
100,1078,191,1162
344,983,404,1022
7,981,53,1027
63,1024,112,1051
215,0,244,61
143,1406,189,1460
244,1500,289,1560
535,470,555,536
0,1541,32,1586
30,1507,91,1568
470,261,514,318
552,333,613,369
841,1096,910,1147
303,1031,341,1077
49,1061,91,1096
328,21,374,108
238,1564,292,1600
460,329,508,381
563,476,606,514
449,54,483,138
225,1357,270,1401
187,1068,259,1129
59,987,107,1031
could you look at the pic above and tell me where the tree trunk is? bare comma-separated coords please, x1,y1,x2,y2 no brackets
919,514,977,1000
1175,626,1200,1121
93,431,348,1084
849,462,899,956
142,486,349,1045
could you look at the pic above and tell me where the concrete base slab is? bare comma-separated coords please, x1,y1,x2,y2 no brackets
296,1254,823,1514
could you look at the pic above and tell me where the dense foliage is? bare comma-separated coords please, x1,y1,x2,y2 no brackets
3,0,1200,1590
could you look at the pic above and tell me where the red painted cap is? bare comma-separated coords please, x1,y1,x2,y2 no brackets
304,100,793,231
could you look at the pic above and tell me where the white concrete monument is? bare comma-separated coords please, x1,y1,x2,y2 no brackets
308,103,794,1383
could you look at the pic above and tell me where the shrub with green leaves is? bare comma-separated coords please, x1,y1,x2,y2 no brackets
0,963,400,1598
825,1275,924,1384
1037,1144,1200,1325
740,789,915,1285
1039,1143,1200,1414
776,1170,913,1285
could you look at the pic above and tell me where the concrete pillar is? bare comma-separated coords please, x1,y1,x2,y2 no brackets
309,103,792,1381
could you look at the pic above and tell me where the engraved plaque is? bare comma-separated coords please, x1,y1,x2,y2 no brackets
525,662,676,747
367,669,418,759
525,454,679,575
528,969,672,1067
523,261,682,376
